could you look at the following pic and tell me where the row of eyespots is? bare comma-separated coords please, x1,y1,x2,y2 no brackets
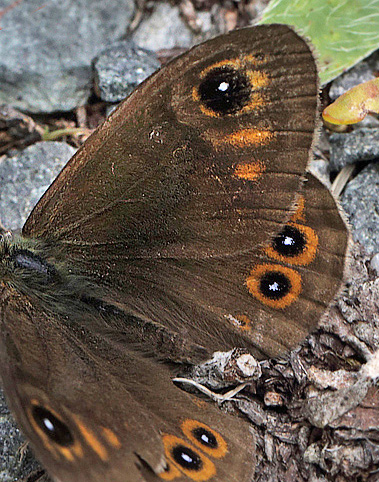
193,58,268,118
28,399,121,463
159,420,227,481
245,199,319,310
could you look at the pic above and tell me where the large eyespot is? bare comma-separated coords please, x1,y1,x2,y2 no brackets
197,66,251,116
162,434,216,481
31,404,74,447
181,420,228,458
265,223,318,266
273,225,306,257
11,249,56,281
246,264,301,309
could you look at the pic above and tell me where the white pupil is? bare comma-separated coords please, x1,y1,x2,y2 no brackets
269,281,280,292
43,417,55,432
182,453,193,463
201,434,210,443
284,236,295,246
218,81,229,92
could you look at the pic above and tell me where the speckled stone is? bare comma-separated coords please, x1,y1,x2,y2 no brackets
0,142,76,231
0,390,42,481
94,40,160,103
0,0,134,113
131,2,218,51
329,128,379,171
341,162,379,254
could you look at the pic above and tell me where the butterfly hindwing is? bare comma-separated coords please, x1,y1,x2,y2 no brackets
0,282,254,482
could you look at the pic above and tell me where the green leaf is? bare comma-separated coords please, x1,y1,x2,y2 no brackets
323,78,379,125
259,0,379,85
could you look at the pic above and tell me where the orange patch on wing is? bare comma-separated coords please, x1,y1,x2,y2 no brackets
181,420,228,458
227,129,272,147
247,70,269,89
291,196,306,223
159,462,182,480
72,415,108,462
225,313,252,331
59,446,75,462
101,427,122,449
265,222,318,266
245,53,266,65
71,440,84,459
162,434,216,481
246,264,302,309
209,128,273,149
234,161,265,181
191,397,208,410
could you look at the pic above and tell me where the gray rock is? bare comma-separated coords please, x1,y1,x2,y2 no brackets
0,0,134,113
94,40,160,103
329,128,379,171
0,142,76,231
132,2,193,51
0,390,41,481
131,3,220,52
341,163,379,254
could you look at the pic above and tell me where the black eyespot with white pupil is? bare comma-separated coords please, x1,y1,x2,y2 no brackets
192,427,218,449
198,66,251,115
272,225,306,257
172,445,203,471
260,271,290,300
32,406,74,446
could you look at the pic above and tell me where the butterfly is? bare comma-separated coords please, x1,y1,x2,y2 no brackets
0,24,348,482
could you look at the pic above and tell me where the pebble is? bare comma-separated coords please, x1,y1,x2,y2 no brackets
94,40,160,103
329,128,379,171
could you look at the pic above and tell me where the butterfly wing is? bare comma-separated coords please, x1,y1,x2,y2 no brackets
21,25,320,359
0,284,254,482
23,25,318,268
87,172,348,361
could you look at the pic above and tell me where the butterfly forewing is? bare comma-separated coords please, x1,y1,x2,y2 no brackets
23,25,319,266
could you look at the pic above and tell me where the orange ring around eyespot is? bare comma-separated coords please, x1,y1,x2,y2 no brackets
162,434,216,481
291,196,306,223
181,419,228,458
246,264,302,309
264,222,318,266
158,462,182,480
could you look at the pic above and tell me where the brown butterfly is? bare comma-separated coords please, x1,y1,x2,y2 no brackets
0,24,348,482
